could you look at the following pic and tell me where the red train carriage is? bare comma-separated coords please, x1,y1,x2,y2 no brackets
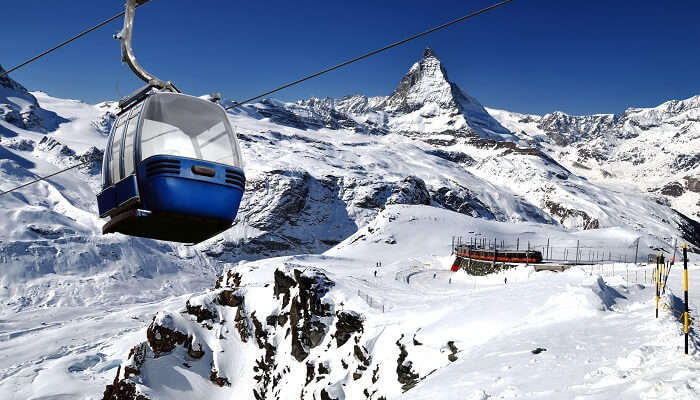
454,246,543,264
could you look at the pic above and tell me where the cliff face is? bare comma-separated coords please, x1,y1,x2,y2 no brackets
0,64,67,134
103,266,381,400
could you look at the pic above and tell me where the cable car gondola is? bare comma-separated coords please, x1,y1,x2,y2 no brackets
96,0,245,243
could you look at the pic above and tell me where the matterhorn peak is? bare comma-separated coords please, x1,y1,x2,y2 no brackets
378,48,514,140
422,47,439,59
382,48,452,113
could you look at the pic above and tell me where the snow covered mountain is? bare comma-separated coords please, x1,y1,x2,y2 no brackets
213,49,699,260
0,65,67,135
487,95,700,220
0,48,699,399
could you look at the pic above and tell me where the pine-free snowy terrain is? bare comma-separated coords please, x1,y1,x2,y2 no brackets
1,47,699,399
19,205,699,400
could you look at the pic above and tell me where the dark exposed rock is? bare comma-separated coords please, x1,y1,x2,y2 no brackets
188,342,205,359
430,186,495,219
395,336,419,392
102,366,150,400
372,364,380,384
146,317,188,357
305,362,315,385
537,111,616,146
216,289,244,307
354,345,370,366
274,268,297,308
674,210,700,251
320,388,338,400
447,341,458,362
672,154,700,172
453,256,519,276
318,362,329,375
38,136,75,157
0,64,68,133
686,176,700,193
286,269,335,361
250,312,266,349
210,369,231,387
544,199,599,230
426,149,476,166
124,342,149,378
335,310,364,347
234,306,251,343
185,300,215,323
660,182,685,197
386,176,431,206
215,270,242,289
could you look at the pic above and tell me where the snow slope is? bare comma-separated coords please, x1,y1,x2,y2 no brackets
99,205,700,400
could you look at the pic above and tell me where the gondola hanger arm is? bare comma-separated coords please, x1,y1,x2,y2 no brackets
116,0,179,93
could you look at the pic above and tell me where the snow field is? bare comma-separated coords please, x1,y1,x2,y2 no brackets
104,205,700,399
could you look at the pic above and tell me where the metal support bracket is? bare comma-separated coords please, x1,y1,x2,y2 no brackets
118,0,180,93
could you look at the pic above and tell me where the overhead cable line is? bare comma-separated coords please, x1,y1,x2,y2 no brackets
225,0,514,109
0,0,515,196
0,1,150,79
0,161,90,197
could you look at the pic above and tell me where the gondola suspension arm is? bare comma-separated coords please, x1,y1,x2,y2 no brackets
116,0,179,93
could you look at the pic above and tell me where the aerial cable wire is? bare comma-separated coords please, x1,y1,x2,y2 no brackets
225,0,514,109
0,161,90,196
0,0,515,196
0,1,150,79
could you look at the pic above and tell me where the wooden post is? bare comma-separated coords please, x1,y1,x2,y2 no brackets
683,244,689,355
634,238,640,265
576,240,580,265
546,238,550,261
517,237,520,251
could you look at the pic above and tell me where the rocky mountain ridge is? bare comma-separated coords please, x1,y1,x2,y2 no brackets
0,65,67,135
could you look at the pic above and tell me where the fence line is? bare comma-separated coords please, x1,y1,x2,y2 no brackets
357,288,386,313
451,235,648,265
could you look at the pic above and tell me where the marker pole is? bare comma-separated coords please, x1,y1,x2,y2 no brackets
656,254,660,319
683,244,689,355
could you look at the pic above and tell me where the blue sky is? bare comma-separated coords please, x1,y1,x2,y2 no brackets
2,0,698,115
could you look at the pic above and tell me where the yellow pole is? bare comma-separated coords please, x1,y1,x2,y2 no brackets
656,254,660,319
683,244,689,355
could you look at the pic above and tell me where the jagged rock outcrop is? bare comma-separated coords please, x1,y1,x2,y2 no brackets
537,112,617,146
202,168,512,260
0,64,67,134
102,266,402,400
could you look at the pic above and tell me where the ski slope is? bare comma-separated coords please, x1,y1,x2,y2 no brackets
82,205,700,400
